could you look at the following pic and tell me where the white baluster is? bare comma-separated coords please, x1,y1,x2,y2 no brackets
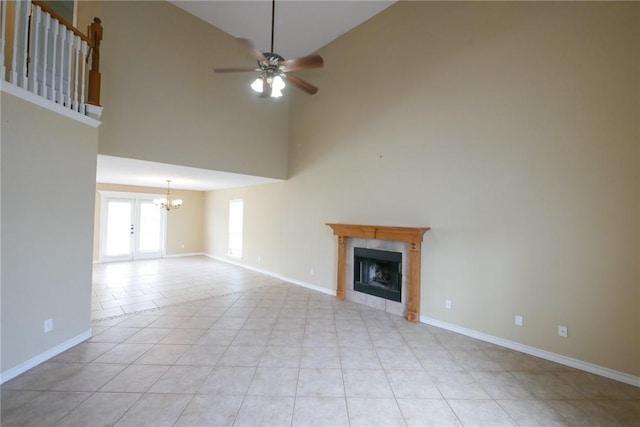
65,28,73,108
11,0,31,87
58,25,66,104
9,0,18,83
41,11,51,98
72,35,81,111
1,0,7,80
29,5,41,94
49,19,59,102
21,0,30,88
80,40,87,113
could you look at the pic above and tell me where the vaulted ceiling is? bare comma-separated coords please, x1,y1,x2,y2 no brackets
98,1,396,191
170,1,396,59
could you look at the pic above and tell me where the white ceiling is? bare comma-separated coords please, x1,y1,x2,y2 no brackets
170,0,396,59
96,155,282,191
97,1,396,191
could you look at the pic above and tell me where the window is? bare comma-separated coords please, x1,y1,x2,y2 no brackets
228,199,244,258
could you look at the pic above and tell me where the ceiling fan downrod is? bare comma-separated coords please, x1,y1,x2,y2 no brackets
270,0,275,54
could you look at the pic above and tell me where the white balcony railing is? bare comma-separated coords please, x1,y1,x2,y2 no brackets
0,0,102,118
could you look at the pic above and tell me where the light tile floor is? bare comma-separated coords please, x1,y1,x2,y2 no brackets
2,256,639,426
90,256,277,320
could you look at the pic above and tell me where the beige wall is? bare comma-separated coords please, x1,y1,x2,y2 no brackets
204,183,284,275
206,2,640,376
1,94,98,374
98,0,289,180
94,183,205,261
77,0,102,34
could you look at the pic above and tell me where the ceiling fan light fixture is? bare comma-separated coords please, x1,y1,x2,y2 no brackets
272,75,286,91
214,0,322,97
251,77,264,93
251,74,285,97
270,75,286,97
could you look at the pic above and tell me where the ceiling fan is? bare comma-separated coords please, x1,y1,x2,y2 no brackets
214,0,324,98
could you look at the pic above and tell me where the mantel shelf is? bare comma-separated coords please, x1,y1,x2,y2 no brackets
326,223,430,323
326,224,430,243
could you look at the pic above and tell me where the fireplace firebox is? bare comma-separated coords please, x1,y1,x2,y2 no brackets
354,247,402,302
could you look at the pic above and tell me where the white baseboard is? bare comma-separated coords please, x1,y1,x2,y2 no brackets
279,276,337,297
0,329,93,384
164,252,207,258
205,254,336,297
421,316,639,388
201,254,638,388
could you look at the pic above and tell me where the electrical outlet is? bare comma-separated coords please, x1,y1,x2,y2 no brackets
310,268,315,276
445,299,452,309
558,325,568,338
44,318,53,333
515,315,523,327
258,255,261,262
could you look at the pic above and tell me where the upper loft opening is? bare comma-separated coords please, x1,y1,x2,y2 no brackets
0,0,103,125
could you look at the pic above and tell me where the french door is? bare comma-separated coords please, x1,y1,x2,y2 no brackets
100,194,165,262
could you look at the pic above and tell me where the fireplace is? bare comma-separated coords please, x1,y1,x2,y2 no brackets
354,247,402,302
327,224,430,322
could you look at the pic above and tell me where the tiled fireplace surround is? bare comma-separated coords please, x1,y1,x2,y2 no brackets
327,224,430,323
345,237,409,317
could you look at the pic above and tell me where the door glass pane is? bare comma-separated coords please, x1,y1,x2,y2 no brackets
138,201,161,252
105,201,131,256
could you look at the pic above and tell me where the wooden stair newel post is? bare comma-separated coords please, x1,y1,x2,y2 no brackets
336,236,347,300
407,241,422,323
87,17,102,106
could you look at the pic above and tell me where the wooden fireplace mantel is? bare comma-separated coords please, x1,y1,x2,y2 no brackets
327,224,430,322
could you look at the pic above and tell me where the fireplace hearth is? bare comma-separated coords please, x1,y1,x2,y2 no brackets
354,248,402,302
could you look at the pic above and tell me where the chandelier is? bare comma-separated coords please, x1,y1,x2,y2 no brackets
154,180,183,211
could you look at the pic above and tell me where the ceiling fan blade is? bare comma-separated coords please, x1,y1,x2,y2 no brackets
281,54,324,72
236,38,267,62
214,66,259,73
285,73,318,95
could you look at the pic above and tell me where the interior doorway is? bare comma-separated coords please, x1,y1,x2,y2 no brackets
99,192,165,262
